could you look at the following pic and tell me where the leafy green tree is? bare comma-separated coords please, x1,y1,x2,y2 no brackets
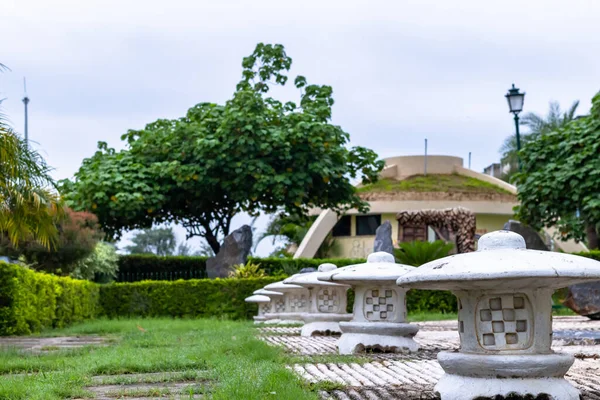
0,65,63,250
499,100,580,178
394,240,454,267
61,43,384,254
124,227,177,256
513,92,600,249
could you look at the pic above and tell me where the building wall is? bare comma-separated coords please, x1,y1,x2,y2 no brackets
382,155,464,179
326,212,514,259
475,213,514,237
328,214,399,259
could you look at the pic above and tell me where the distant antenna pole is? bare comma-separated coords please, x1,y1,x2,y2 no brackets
424,138,428,176
22,78,30,144
468,152,472,169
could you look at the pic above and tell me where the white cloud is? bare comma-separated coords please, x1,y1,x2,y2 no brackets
1,0,599,256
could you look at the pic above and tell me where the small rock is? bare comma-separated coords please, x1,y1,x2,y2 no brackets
564,282,600,319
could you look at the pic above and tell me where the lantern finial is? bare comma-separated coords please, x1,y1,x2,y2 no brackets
477,230,526,251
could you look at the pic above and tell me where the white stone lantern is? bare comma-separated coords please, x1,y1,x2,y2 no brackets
396,230,600,400
262,280,310,324
252,289,284,324
284,264,352,337
318,252,419,354
244,294,272,324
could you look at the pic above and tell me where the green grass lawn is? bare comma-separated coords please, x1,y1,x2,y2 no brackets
0,318,319,400
0,311,575,399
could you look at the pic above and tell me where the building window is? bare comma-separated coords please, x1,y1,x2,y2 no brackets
356,215,381,236
399,224,427,242
332,215,352,237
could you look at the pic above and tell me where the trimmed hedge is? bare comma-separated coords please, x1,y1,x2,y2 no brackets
407,289,457,313
576,250,600,262
100,277,282,320
117,255,209,282
116,255,366,282
101,277,457,320
0,263,100,335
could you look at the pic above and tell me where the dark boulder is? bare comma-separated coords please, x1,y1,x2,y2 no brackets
206,225,253,279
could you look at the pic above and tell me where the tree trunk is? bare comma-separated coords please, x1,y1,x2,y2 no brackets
586,224,599,250
204,230,221,255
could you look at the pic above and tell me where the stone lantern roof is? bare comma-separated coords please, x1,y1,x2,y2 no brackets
244,294,270,303
284,264,347,287
253,289,283,296
319,252,415,285
264,281,304,290
396,230,600,291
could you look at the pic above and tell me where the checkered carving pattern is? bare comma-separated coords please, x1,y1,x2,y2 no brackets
274,298,286,313
261,304,271,314
476,294,532,350
289,294,308,312
364,289,396,321
317,289,340,313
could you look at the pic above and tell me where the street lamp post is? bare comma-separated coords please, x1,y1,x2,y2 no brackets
505,84,526,170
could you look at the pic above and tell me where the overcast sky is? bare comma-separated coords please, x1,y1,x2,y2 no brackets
1,0,599,255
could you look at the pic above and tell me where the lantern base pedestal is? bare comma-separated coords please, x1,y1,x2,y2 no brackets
264,313,305,325
337,321,419,354
435,374,580,400
436,351,578,400
301,314,353,337
253,316,266,324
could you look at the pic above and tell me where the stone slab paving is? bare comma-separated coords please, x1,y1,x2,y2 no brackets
75,372,208,400
259,327,303,335
296,358,600,400
260,316,600,399
0,336,107,353
84,381,203,400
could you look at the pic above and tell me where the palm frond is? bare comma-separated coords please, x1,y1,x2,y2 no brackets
0,105,63,249
500,99,580,165
566,100,580,121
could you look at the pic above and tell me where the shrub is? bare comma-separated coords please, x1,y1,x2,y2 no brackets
228,262,266,278
0,262,100,335
394,240,454,267
99,277,281,320
71,241,119,281
0,208,102,275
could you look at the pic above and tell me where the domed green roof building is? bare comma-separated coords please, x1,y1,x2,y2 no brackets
294,155,585,259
